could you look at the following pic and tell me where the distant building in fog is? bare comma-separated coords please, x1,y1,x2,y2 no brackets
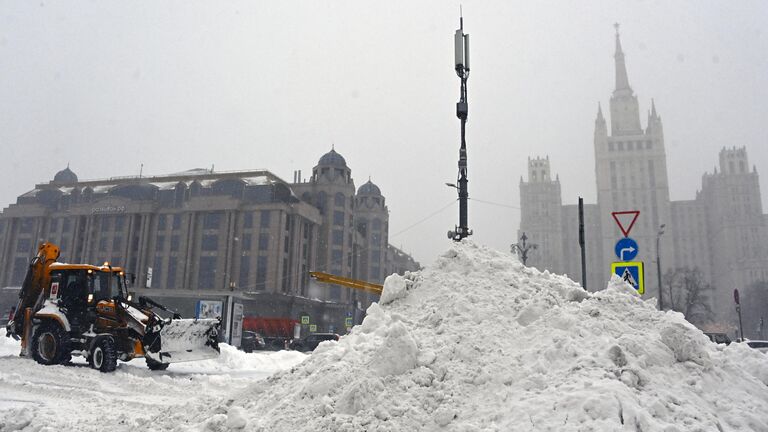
0,150,419,331
518,28,768,322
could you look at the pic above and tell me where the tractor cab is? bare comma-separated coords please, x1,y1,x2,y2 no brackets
48,263,129,332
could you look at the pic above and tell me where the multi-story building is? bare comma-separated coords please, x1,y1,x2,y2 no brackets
0,150,419,331
519,28,768,322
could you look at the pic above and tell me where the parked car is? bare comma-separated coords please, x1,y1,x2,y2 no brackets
745,340,768,354
290,333,339,352
704,332,731,345
240,331,266,353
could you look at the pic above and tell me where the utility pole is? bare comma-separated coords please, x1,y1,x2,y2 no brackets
734,288,744,342
656,224,666,310
511,233,537,266
578,197,586,290
448,14,472,242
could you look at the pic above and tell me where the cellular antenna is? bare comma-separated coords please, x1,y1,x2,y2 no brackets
448,12,472,242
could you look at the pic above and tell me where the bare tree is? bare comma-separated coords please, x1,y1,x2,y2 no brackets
663,267,713,325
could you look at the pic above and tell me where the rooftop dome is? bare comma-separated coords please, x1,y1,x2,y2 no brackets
53,166,78,184
357,179,381,196
318,149,347,167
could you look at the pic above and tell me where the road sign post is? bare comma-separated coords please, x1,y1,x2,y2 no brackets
735,289,744,341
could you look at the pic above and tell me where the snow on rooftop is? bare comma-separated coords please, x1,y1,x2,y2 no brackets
179,241,768,431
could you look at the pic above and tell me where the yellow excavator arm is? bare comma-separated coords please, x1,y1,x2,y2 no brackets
309,272,383,295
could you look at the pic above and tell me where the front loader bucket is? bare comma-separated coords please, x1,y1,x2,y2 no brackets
144,318,220,364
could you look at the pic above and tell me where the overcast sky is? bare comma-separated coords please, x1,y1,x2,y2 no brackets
1,1,767,265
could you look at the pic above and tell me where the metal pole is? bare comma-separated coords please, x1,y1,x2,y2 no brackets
449,16,471,242
578,197,586,290
656,235,663,310
735,289,744,342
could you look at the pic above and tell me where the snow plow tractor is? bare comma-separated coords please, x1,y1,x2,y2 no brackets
5,242,220,372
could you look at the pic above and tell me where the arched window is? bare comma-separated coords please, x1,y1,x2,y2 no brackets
335,192,345,207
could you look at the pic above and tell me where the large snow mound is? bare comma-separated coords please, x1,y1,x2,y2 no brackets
179,241,768,431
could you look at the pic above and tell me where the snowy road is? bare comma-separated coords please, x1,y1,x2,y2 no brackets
0,333,306,431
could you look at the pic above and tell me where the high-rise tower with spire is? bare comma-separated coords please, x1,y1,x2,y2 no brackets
519,25,768,327
594,24,673,301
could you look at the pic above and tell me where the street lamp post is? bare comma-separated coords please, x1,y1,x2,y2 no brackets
511,233,538,266
656,224,666,310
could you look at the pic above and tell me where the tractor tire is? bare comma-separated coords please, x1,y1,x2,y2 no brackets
146,358,170,371
31,322,71,366
89,338,118,373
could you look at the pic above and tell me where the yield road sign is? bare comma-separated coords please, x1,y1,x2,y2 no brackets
612,211,640,237
614,237,639,261
611,261,644,294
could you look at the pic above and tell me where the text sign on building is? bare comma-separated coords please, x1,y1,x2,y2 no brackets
611,261,645,294
611,211,640,237
614,237,639,261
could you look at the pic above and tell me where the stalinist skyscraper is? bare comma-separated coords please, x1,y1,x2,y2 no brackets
519,25,768,323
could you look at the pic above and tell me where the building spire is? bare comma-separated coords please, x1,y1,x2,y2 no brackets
614,23,631,92
651,98,658,118
596,102,605,122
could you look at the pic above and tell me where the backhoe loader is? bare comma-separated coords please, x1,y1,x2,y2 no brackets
5,242,220,372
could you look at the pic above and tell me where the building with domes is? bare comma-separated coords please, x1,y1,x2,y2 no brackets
0,150,419,334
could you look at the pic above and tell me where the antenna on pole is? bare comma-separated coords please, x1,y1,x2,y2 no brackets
448,12,472,242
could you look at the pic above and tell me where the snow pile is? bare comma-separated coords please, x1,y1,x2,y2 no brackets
182,241,768,432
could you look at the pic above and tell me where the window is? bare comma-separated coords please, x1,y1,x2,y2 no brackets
201,234,218,251
371,250,381,263
608,142,614,151
372,233,381,246
372,219,382,231
241,234,252,251
285,214,291,231
259,233,270,251
62,218,71,232
198,256,217,289
152,257,163,288
256,256,268,290
332,249,343,265
239,255,250,289
284,236,289,253
335,193,345,207
243,212,253,229
158,215,167,231
101,217,111,232
203,212,223,230
172,214,182,230
170,235,180,252
11,257,27,285
113,236,123,252
99,237,108,252
114,215,125,232
16,238,31,253
333,229,344,246
333,211,344,226
156,235,165,251
167,259,177,289
260,211,271,228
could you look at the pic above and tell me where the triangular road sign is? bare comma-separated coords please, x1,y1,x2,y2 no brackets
611,211,640,237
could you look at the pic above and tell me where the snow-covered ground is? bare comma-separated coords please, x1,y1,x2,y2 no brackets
3,241,768,431
0,334,307,431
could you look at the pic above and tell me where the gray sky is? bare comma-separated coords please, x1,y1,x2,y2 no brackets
1,1,767,265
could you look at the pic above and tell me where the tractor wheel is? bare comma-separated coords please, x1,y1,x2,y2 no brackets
90,338,118,372
31,322,71,366
146,358,170,371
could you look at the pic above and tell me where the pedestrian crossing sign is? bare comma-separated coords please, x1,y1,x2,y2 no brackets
611,261,644,294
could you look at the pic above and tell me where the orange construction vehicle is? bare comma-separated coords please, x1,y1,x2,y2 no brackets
5,242,220,372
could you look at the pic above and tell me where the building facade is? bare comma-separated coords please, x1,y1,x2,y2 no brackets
519,28,768,322
0,150,419,331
